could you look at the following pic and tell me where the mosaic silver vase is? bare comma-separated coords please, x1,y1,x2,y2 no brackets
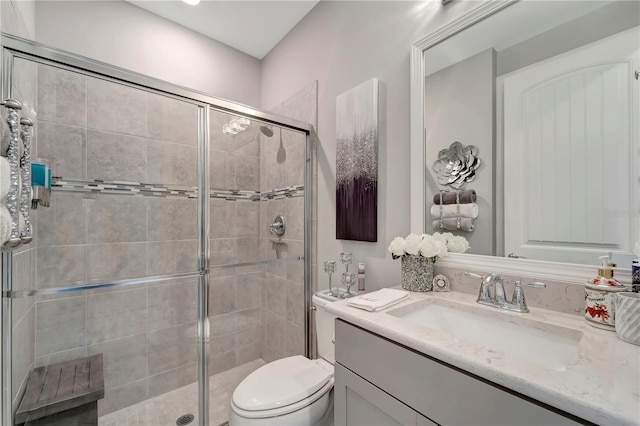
401,255,434,292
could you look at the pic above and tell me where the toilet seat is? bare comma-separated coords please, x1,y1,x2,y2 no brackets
231,355,334,419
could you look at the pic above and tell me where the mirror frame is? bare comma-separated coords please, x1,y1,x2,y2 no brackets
409,0,632,284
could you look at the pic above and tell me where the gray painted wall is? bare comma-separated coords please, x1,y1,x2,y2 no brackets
1,0,36,39
260,1,479,291
34,1,262,107
425,49,495,256
497,1,640,76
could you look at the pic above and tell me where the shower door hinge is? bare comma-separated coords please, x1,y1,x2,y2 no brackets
635,70,639,80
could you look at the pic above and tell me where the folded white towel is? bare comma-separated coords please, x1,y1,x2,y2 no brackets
0,157,10,201
0,121,23,160
0,205,25,245
0,205,11,244
432,217,475,232
430,203,479,219
347,288,409,312
0,118,9,156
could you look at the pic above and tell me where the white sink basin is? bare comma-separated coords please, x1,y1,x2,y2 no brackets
388,299,582,371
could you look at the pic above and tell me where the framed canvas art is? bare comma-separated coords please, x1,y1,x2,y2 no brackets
336,78,379,242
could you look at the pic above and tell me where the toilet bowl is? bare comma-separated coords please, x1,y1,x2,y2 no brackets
229,293,338,426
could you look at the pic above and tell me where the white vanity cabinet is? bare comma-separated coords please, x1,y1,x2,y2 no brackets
334,319,587,426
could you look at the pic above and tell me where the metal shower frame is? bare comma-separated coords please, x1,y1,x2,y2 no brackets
0,33,313,426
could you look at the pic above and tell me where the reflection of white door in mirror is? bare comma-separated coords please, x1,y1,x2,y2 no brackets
502,27,638,265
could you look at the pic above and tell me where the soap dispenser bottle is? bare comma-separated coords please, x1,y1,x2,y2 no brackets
584,255,627,330
632,259,639,293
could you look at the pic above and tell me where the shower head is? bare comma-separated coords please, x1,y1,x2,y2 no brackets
260,125,274,138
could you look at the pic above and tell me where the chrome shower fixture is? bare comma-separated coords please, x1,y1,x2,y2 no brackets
269,215,286,236
259,125,274,137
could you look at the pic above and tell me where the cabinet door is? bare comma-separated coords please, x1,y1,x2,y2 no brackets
334,363,438,426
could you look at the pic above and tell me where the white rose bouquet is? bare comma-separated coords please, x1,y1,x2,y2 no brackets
388,232,470,261
390,233,470,292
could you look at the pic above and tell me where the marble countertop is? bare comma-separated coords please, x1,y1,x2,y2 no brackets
324,289,640,426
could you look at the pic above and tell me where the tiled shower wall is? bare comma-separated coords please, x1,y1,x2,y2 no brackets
260,82,318,362
32,62,202,415
206,88,314,368
207,109,263,374
206,107,308,369
259,127,307,362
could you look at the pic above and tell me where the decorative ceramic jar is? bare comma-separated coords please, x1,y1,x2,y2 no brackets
401,256,434,292
584,280,627,330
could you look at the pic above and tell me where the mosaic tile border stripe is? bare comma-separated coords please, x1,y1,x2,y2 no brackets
52,177,198,198
52,177,304,201
261,185,305,200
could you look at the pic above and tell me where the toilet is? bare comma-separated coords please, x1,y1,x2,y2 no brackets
229,293,337,426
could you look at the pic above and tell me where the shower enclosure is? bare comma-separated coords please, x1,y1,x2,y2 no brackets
1,34,311,426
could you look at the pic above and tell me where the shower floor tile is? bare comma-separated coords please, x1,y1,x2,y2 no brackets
99,359,265,426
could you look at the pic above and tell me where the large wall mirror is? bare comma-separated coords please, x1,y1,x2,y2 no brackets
410,0,639,279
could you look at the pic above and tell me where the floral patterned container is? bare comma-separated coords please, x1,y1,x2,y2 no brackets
401,256,433,292
585,280,627,331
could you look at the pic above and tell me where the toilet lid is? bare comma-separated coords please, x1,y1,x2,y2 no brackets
232,355,333,412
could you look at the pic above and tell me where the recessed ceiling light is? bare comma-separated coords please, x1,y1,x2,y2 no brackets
182,0,200,5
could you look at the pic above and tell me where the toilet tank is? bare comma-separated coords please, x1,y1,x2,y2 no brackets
312,294,338,364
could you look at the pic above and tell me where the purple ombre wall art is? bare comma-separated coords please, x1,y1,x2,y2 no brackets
336,78,378,242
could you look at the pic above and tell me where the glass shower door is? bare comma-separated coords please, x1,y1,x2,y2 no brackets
206,109,308,423
3,56,206,426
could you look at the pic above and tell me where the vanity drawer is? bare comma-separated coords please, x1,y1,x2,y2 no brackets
335,319,585,426
334,363,437,426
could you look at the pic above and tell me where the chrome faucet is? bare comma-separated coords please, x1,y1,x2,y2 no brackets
464,272,546,313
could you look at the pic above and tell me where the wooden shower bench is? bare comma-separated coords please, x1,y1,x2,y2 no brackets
15,354,104,426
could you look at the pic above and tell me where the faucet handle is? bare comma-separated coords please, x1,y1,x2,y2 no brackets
514,281,546,289
464,272,485,280
511,281,546,313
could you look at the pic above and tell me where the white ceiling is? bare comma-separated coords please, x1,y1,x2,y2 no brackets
127,0,319,59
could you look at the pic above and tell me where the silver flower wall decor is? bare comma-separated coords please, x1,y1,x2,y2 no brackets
432,141,480,189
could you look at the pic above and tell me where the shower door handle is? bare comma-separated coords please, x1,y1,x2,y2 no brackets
19,118,33,244
1,99,23,248
201,317,210,344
